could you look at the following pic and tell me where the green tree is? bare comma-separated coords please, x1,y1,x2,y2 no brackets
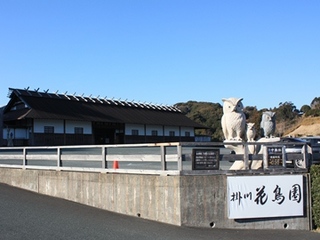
305,109,320,117
300,105,311,114
274,101,299,121
176,98,320,141
175,101,223,141
311,97,320,110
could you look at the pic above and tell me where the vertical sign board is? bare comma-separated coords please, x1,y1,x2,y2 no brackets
227,175,304,219
192,149,219,170
265,146,286,167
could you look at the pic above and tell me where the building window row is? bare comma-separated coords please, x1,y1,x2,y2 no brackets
42,126,189,137
130,129,191,137
44,126,85,134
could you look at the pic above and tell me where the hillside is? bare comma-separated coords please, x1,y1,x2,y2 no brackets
285,117,320,137
176,100,320,141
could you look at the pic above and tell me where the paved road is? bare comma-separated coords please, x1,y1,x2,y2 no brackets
0,183,319,240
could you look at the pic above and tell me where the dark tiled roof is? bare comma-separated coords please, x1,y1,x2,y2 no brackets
3,88,205,128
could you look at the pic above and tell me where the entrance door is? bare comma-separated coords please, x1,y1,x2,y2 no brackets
94,128,114,144
92,122,124,144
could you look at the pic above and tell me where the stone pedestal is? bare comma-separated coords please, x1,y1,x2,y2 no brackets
256,137,281,154
224,140,246,170
226,137,281,170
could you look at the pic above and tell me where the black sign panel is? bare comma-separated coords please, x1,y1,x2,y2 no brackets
266,146,285,167
192,149,220,170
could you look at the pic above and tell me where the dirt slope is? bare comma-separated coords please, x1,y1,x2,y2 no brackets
285,117,320,137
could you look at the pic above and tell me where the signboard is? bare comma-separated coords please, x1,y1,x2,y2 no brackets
192,149,219,170
265,146,286,167
227,175,304,219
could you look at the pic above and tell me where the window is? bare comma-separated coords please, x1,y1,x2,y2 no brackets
151,130,158,136
132,129,139,135
169,131,175,137
74,127,84,134
44,126,54,134
185,131,190,137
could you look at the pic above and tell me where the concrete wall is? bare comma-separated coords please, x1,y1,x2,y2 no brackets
0,168,181,226
179,175,311,230
0,168,311,230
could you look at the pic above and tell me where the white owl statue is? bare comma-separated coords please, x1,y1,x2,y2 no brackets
246,123,256,142
221,97,246,141
260,111,276,138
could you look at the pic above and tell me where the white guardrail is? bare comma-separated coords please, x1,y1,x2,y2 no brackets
0,142,185,175
0,141,313,175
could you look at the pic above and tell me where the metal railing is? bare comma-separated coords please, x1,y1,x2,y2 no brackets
0,141,314,175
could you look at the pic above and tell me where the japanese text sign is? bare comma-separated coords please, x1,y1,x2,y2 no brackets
265,146,286,167
192,149,219,170
227,175,303,219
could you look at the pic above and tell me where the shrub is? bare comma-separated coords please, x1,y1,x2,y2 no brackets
310,165,320,228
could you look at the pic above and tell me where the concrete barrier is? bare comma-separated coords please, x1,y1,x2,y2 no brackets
0,168,311,230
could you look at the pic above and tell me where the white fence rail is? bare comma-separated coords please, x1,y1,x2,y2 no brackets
0,141,314,175
0,142,184,175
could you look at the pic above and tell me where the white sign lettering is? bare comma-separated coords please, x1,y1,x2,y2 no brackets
227,175,303,219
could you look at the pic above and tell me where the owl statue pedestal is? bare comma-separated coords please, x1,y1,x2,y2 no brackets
224,140,247,170
256,137,281,154
224,141,245,154
249,137,281,169
227,137,281,170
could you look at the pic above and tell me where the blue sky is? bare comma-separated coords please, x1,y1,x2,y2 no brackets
1,0,319,110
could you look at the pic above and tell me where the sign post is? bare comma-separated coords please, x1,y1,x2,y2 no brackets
192,148,220,170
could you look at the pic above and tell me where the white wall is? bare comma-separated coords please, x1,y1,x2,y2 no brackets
125,124,145,135
34,119,92,134
2,128,29,139
15,128,29,138
180,127,194,137
34,119,64,133
164,126,179,136
145,125,164,136
126,124,195,137
65,120,92,134
3,129,12,139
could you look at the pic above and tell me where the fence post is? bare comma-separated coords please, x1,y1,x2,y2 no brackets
177,144,182,171
22,148,26,169
57,147,61,169
102,147,107,169
263,145,268,169
243,143,249,170
160,145,167,170
282,146,287,168
301,144,309,168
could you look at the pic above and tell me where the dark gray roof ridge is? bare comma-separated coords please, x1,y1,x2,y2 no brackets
9,87,181,113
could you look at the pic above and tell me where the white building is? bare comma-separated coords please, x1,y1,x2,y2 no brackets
1,88,205,146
